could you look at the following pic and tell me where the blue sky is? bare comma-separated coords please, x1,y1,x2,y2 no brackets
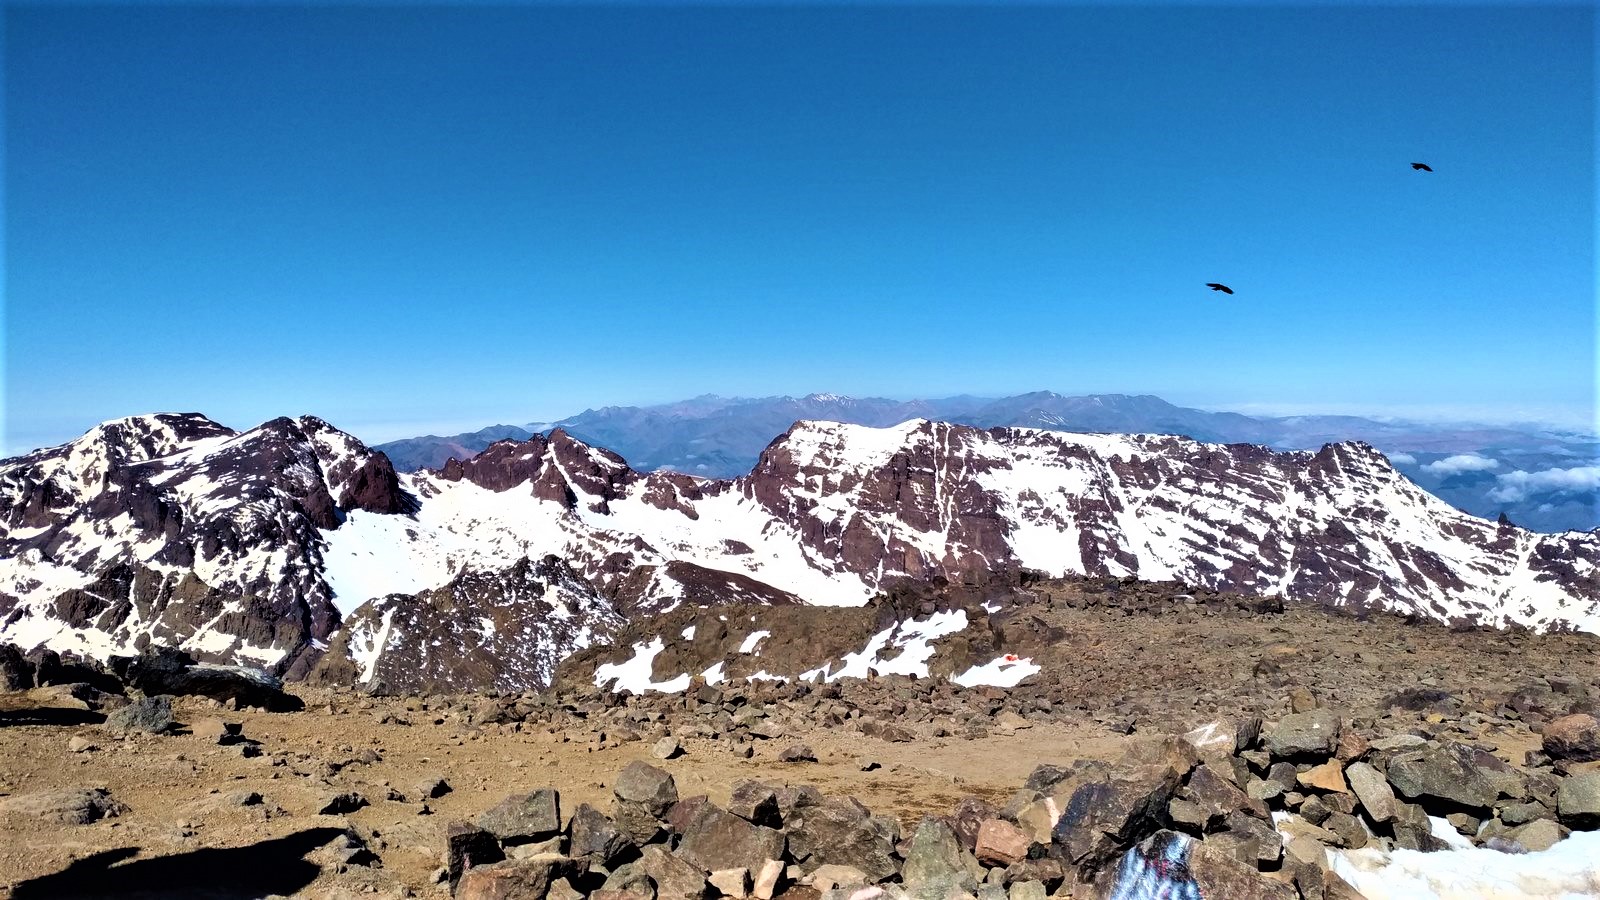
4,3,1594,452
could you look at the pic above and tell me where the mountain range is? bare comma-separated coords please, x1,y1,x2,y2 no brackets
2,411,1595,693
374,392,1600,534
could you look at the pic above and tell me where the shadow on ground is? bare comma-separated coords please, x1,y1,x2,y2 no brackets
0,707,105,727
9,827,346,899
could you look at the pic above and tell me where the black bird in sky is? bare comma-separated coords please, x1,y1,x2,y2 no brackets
1411,162,1433,172
1205,283,1234,294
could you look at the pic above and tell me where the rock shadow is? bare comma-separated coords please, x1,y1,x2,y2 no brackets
9,827,346,899
0,706,105,727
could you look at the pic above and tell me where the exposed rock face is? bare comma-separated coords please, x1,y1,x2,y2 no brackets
0,414,412,672
5,414,1598,686
310,556,623,694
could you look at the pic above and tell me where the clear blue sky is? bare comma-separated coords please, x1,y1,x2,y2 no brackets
4,2,1594,452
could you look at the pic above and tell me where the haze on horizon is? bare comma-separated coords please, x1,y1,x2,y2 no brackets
3,3,1594,454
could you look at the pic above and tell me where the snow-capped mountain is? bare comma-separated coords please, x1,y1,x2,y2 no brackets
3,414,1597,688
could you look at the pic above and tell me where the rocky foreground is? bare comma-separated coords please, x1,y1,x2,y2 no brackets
0,589,1598,898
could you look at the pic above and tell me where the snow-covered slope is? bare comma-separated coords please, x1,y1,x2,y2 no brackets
3,414,1597,680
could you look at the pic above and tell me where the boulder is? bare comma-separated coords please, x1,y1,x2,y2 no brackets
479,789,561,844
951,796,1001,850
1263,709,1340,758
728,781,783,828
318,791,369,815
1297,760,1348,794
901,817,979,900
640,844,708,900
0,643,36,690
103,695,175,736
1386,744,1498,810
675,803,785,874
779,744,817,763
1205,811,1283,867
456,856,586,900
0,788,124,825
975,818,1030,866
751,858,784,900
615,760,679,816
1503,818,1569,853
1050,765,1180,877
1557,772,1600,829
1180,718,1260,755
653,736,683,760
446,821,505,891
1543,714,1600,763
1344,761,1399,823
109,646,302,712
414,776,453,800
785,797,899,882
709,868,750,898
1180,762,1266,828
614,799,666,846
808,864,869,891
569,803,630,865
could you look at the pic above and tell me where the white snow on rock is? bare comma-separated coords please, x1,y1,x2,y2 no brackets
953,655,1042,688
822,610,969,681
1330,829,1600,900
592,637,690,694
738,630,771,654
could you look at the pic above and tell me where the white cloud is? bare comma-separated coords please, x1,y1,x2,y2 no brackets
1421,454,1500,476
1387,452,1417,465
1489,466,1600,503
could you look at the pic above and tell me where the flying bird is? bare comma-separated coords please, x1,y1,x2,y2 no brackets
1411,162,1433,172
1205,283,1234,294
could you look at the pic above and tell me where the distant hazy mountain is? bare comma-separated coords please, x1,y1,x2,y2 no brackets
374,392,1599,533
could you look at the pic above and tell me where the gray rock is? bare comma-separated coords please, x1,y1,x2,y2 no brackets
615,760,679,816
640,844,708,900
675,803,785,874
103,695,175,736
478,789,561,844
1050,765,1180,876
1504,818,1569,853
901,817,979,899
1557,772,1600,829
569,803,630,865
1544,714,1600,762
728,780,782,827
1008,880,1048,900
1345,761,1400,823
614,798,666,846
1498,800,1552,826
779,744,817,763
1387,744,1499,809
1263,709,1340,758
785,797,899,882
653,736,683,760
